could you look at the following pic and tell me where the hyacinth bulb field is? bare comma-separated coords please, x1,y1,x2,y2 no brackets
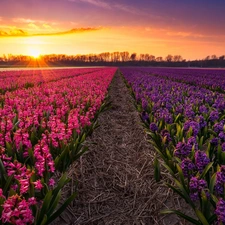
120,67,225,225
1,67,225,225
0,67,116,224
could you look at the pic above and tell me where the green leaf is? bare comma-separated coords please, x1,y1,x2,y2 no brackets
52,173,69,196
209,173,217,193
47,192,77,224
208,214,217,224
174,179,195,208
5,142,13,156
166,183,187,200
3,176,13,195
162,164,176,178
47,190,62,216
40,214,48,225
200,162,213,179
161,209,201,225
195,209,209,225
37,190,52,224
176,164,186,191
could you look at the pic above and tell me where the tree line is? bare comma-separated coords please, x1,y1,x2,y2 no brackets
0,52,225,67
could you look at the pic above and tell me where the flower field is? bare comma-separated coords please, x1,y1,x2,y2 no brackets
120,67,225,225
0,67,116,224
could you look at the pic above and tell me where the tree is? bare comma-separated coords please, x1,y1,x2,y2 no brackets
165,54,173,62
130,53,137,61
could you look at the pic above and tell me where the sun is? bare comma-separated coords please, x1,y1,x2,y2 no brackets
29,48,41,58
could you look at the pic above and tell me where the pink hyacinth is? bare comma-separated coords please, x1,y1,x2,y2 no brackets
33,179,43,190
1,195,34,224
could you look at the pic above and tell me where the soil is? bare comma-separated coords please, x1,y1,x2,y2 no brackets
53,70,191,225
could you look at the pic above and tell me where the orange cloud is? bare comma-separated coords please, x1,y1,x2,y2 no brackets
0,27,102,37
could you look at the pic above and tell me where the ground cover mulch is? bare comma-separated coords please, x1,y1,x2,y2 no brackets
53,70,190,225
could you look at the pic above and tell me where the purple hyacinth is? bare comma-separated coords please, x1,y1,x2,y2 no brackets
149,122,158,132
180,158,196,178
222,143,225,152
184,107,195,119
189,177,209,201
161,129,172,145
219,131,225,141
199,105,208,114
215,198,225,224
213,120,224,133
187,136,198,150
141,111,149,122
210,137,219,146
174,142,192,159
184,120,200,136
141,99,148,110
215,166,225,195
209,110,219,122
196,115,207,129
194,150,210,173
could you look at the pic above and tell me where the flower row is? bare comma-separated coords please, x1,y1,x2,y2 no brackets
121,67,225,225
0,68,100,94
0,67,116,224
137,67,225,92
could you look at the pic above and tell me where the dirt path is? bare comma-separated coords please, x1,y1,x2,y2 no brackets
54,70,184,225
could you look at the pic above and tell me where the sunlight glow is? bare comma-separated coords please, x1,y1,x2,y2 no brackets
29,48,41,58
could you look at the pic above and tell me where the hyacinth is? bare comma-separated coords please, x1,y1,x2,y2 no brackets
1,194,35,225
174,142,192,159
196,115,207,129
199,105,208,114
219,131,225,141
141,99,148,110
160,129,172,145
187,136,198,150
189,177,209,201
210,137,219,146
194,150,210,173
149,122,158,132
141,111,149,123
0,188,5,199
222,143,225,152
34,139,55,177
183,120,200,136
180,158,196,178
33,179,43,190
13,129,32,157
215,166,225,195
184,107,195,119
215,198,225,224
213,120,224,133
209,110,219,122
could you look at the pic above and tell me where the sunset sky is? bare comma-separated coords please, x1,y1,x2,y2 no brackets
0,0,225,60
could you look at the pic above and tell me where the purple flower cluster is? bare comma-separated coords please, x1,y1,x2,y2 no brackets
180,158,196,178
189,177,209,201
149,122,158,132
194,151,210,173
214,120,224,133
209,110,219,122
187,136,198,150
174,142,192,159
215,166,225,195
184,120,200,136
161,129,172,145
215,198,225,224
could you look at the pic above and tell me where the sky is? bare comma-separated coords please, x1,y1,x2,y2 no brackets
0,0,225,60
